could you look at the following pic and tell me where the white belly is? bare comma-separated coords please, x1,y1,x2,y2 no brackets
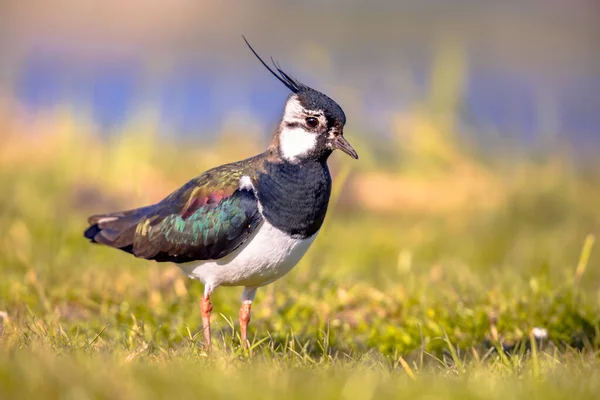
178,220,317,288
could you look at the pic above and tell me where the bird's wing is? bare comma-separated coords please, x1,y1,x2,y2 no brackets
85,165,262,263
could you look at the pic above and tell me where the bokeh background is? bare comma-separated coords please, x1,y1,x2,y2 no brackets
1,1,600,397
2,1,599,143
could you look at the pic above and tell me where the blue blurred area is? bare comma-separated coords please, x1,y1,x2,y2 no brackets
6,0,599,147
16,53,64,112
16,52,599,143
160,67,217,135
89,66,139,131
464,71,537,137
561,77,600,137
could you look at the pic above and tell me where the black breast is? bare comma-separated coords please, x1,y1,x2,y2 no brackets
256,160,332,238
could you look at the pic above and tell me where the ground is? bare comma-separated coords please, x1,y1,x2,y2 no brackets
1,118,599,399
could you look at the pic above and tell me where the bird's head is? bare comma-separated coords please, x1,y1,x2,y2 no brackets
244,37,358,163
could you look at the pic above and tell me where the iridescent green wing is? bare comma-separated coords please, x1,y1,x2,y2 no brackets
131,167,261,262
86,163,262,263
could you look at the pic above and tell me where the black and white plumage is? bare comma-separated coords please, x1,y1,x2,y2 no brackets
84,37,358,348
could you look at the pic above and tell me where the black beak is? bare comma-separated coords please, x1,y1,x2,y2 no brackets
332,135,359,159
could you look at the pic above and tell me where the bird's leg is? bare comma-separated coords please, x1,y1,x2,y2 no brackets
239,287,257,349
200,286,213,350
239,301,252,348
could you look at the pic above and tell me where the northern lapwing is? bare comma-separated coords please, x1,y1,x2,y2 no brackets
84,37,358,349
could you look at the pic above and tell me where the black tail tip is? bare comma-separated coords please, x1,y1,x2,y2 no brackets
84,224,100,242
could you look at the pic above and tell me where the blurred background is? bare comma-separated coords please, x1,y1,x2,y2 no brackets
1,0,600,356
1,1,598,144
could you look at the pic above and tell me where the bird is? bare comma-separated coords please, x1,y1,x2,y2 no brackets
84,37,358,349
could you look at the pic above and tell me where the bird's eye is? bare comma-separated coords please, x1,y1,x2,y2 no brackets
305,117,319,128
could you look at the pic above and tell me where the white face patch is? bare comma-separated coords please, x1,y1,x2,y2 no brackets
279,127,317,163
278,96,324,163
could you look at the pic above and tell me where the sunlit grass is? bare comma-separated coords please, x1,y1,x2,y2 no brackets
1,110,600,399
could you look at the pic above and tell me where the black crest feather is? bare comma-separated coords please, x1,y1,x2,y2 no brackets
243,35,308,94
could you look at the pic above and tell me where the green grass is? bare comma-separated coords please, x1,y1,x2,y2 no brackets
1,120,600,399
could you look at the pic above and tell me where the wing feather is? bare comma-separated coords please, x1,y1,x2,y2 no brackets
84,161,262,263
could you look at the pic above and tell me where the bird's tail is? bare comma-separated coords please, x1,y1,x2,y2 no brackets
84,205,154,251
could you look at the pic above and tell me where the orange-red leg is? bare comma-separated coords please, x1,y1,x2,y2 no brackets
200,294,213,349
239,301,252,348
239,287,257,349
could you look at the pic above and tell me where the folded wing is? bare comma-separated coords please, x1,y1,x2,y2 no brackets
85,170,262,263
